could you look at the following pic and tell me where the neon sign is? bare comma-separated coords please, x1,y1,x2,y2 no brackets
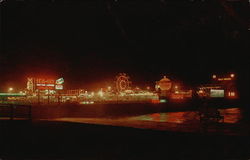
55,84,63,90
218,78,232,81
56,78,64,84
27,78,34,91
35,78,56,90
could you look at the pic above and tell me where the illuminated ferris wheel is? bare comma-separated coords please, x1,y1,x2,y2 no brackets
115,73,131,92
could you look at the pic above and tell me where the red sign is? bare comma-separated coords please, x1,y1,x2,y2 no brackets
36,78,55,84
36,86,55,90
35,78,55,90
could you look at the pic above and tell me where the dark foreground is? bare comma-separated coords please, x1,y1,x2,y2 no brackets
1,120,250,160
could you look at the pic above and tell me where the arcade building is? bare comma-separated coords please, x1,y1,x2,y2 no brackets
197,73,238,99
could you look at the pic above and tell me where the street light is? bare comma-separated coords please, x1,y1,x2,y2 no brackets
8,87,13,92
107,86,111,91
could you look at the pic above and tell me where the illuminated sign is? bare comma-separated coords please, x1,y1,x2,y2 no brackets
56,78,64,84
228,91,236,97
55,84,63,90
36,78,55,84
218,78,232,81
27,77,64,91
27,78,34,91
213,74,235,81
55,78,64,90
35,78,55,90
210,89,224,98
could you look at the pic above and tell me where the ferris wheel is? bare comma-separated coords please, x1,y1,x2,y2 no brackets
115,73,131,92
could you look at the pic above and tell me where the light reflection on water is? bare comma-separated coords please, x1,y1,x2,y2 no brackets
133,108,242,124
47,107,247,135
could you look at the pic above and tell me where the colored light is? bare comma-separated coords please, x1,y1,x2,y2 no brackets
230,74,235,78
212,75,216,79
55,84,63,90
81,101,94,104
151,99,160,104
0,93,26,96
56,78,64,84
98,90,103,97
228,92,235,97
218,78,232,81
198,90,204,94
160,99,167,103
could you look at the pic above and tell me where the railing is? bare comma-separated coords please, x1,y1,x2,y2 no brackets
0,104,32,120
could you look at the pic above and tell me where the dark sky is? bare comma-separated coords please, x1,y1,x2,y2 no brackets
0,0,249,91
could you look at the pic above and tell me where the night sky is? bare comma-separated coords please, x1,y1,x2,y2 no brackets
0,0,249,91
